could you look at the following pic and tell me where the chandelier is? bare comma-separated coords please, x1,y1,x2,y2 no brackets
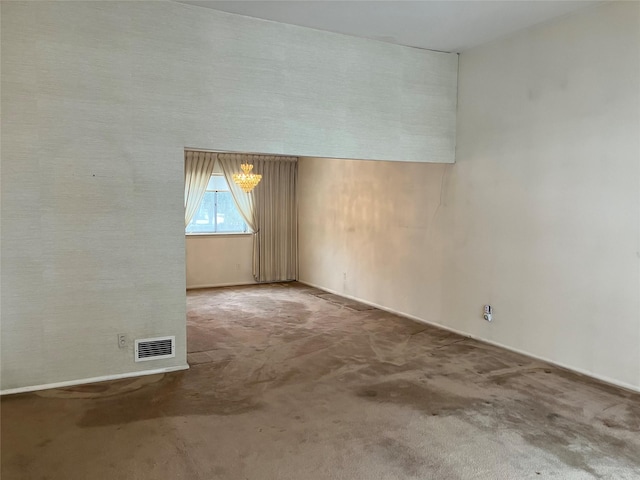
232,163,262,193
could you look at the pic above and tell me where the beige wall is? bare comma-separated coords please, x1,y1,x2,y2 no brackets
448,0,639,390
299,2,640,391
298,157,447,315
0,2,457,391
186,235,256,289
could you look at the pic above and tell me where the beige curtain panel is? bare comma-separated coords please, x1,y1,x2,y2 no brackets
184,151,216,227
218,153,298,283
217,155,258,234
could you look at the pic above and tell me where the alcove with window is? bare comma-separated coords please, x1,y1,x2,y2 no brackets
184,150,297,289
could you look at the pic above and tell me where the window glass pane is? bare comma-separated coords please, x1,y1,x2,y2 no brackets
209,175,228,191
185,191,216,233
216,192,247,233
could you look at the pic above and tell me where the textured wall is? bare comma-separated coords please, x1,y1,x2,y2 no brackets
299,2,640,391
0,1,457,391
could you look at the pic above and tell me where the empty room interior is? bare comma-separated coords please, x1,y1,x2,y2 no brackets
1,1,639,479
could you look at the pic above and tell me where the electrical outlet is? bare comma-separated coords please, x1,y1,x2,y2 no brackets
483,305,492,322
118,334,126,348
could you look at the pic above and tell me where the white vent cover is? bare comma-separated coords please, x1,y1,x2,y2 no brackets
135,336,175,362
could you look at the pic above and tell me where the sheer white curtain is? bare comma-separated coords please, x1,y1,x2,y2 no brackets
184,151,216,227
217,154,258,233
218,154,260,278
218,153,297,283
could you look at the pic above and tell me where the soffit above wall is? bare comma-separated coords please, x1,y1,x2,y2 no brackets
176,0,602,53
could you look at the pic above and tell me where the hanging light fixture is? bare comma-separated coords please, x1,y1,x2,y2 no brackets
232,163,262,193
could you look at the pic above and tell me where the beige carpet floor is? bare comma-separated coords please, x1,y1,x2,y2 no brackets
2,282,639,479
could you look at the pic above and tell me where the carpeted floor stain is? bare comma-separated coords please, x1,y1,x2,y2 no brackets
2,282,639,480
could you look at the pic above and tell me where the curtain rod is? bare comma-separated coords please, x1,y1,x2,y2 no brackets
185,147,298,159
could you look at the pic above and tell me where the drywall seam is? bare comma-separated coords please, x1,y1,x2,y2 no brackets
0,364,189,396
299,280,640,395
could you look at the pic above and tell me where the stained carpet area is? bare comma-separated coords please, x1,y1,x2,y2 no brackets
2,282,639,480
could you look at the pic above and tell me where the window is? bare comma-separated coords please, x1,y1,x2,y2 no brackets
186,175,248,234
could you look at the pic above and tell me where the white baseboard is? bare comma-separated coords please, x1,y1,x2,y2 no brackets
0,364,190,396
187,281,257,290
299,280,640,395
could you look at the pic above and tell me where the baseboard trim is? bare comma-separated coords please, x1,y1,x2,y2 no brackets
0,364,190,396
187,281,257,290
299,280,640,395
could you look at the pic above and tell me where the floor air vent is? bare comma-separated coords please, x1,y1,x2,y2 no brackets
135,336,175,362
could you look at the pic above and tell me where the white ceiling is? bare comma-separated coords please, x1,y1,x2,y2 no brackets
178,1,601,53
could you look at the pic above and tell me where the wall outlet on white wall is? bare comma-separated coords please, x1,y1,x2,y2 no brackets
118,334,126,348
483,305,492,322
